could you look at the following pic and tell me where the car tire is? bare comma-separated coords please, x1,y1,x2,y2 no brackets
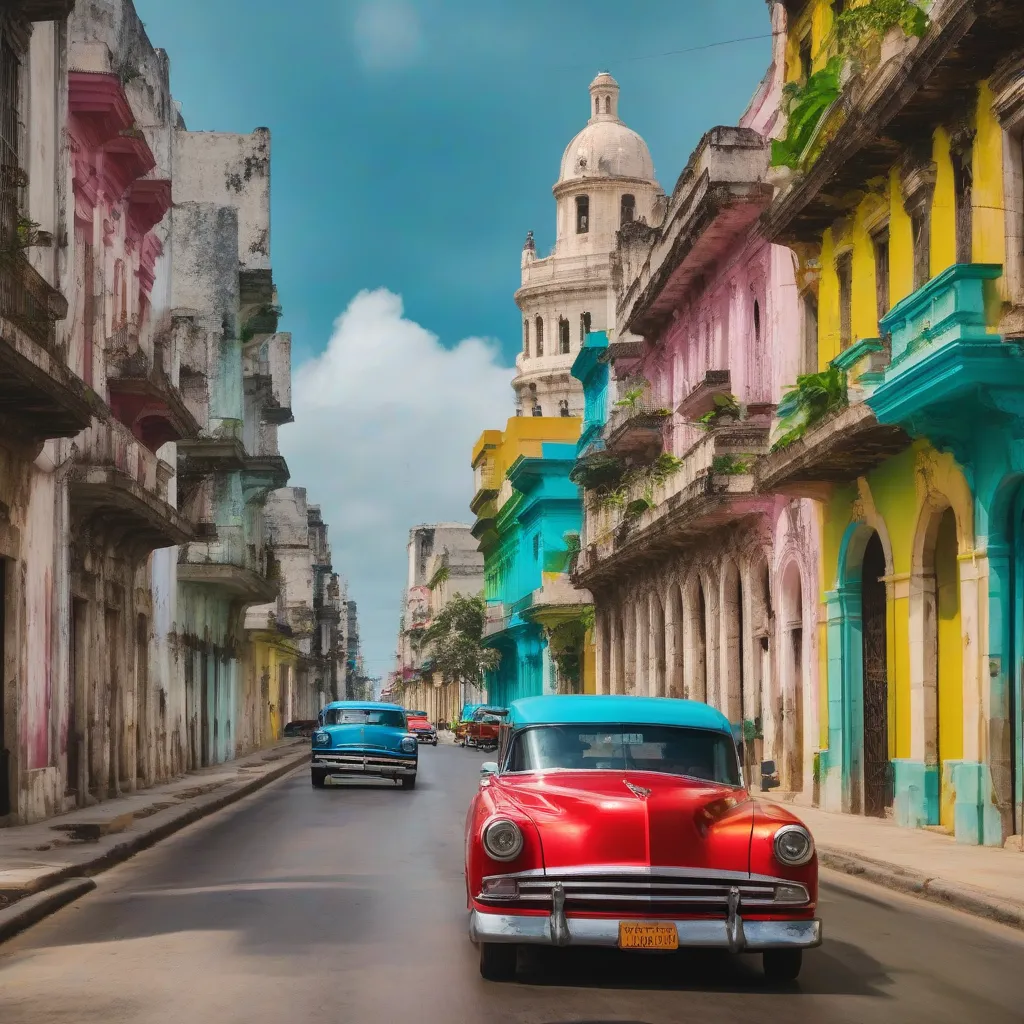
762,949,802,983
479,942,517,982
401,776,417,790
311,770,327,789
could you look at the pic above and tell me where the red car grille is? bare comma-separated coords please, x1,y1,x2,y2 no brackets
478,871,807,913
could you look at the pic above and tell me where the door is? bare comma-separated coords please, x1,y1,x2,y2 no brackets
0,562,7,817
861,534,892,817
1012,487,1024,836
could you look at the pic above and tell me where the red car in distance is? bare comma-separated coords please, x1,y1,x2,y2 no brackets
407,713,437,746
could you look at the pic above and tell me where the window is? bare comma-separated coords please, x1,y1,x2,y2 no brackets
532,404,542,416
322,708,406,727
799,33,813,83
594,97,600,116
911,207,931,290
535,316,544,356
576,195,589,233
558,317,570,354
522,319,529,355
532,534,540,559
604,96,611,114
836,252,853,349
504,724,741,785
753,299,761,345
620,194,635,227
872,226,891,329
0,34,21,249
952,147,973,265
580,311,591,342
559,399,570,417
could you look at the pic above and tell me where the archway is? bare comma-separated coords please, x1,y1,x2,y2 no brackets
635,596,650,696
668,583,684,698
684,576,708,703
651,591,666,697
780,560,805,793
598,607,611,695
861,533,890,817
721,561,745,728
613,606,626,695
932,507,962,829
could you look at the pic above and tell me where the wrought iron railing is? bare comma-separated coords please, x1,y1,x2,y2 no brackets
0,251,67,350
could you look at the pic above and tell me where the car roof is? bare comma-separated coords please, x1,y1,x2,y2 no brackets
321,701,406,712
506,695,732,733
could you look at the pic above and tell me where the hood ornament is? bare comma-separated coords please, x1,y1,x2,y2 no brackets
624,780,651,800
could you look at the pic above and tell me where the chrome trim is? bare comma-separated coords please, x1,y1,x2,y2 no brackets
469,910,822,950
481,865,805,886
549,882,570,947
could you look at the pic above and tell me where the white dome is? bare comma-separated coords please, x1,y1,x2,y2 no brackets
557,72,655,185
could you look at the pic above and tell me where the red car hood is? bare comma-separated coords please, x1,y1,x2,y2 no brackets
497,771,754,874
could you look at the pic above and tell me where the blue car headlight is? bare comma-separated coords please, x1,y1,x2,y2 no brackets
314,731,330,747
400,736,417,754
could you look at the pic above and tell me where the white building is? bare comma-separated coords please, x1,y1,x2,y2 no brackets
512,72,663,418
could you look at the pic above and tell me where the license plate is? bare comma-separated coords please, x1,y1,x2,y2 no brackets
618,922,679,950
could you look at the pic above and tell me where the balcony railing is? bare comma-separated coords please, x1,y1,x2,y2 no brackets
0,252,68,351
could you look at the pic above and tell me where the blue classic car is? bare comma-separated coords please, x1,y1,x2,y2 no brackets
311,701,418,790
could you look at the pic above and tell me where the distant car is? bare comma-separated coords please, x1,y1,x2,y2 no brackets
465,695,821,983
407,714,438,745
283,720,317,738
311,701,418,790
464,707,507,750
456,703,485,744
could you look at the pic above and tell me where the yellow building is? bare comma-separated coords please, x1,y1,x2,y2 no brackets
759,0,1024,844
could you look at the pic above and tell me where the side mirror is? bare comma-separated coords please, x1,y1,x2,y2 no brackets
480,761,499,779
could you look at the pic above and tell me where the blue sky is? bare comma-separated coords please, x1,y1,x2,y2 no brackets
136,0,773,680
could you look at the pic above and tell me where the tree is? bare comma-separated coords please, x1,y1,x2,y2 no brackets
418,593,500,698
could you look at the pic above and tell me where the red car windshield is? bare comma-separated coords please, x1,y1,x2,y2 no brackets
409,719,431,729
505,724,740,786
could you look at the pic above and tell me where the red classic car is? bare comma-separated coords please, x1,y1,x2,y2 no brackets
462,706,506,751
464,695,820,983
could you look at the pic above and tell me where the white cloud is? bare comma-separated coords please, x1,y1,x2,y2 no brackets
281,289,514,680
352,0,423,70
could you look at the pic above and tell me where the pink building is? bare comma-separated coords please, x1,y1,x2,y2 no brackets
573,14,821,798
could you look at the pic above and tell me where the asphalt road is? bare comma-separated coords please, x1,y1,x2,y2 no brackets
0,743,1021,1024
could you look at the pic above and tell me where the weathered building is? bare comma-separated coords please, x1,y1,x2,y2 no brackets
755,0,1024,844
471,417,594,705
571,18,819,793
393,523,485,723
513,73,664,418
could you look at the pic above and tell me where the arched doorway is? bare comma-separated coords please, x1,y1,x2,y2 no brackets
651,591,666,697
933,507,962,829
861,533,891,817
780,561,804,793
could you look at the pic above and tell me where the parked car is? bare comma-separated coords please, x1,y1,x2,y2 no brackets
456,703,484,745
465,695,821,982
462,706,507,750
311,701,418,790
407,713,438,745
283,719,317,738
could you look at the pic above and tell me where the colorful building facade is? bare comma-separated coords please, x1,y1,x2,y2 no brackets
758,0,1024,843
471,417,593,706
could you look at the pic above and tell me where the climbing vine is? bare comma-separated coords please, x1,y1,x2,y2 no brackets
770,366,848,452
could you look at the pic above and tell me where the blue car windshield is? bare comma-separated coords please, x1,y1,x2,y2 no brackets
506,724,740,785
323,708,406,728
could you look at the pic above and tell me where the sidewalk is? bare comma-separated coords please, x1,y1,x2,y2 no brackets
790,802,1024,930
0,739,308,942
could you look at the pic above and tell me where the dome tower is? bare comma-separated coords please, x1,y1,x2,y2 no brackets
513,73,662,418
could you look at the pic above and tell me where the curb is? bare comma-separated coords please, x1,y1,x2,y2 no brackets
819,846,1024,932
0,878,97,944
0,747,308,944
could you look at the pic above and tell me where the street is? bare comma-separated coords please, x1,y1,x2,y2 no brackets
0,745,1021,1024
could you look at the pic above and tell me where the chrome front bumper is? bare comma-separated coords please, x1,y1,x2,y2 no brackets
311,754,417,778
469,908,821,952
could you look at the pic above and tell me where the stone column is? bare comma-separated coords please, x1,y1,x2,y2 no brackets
594,606,607,695
665,584,681,699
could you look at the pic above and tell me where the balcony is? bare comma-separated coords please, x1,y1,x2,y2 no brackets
604,390,670,462
519,576,592,629
0,253,97,441
106,333,201,452
676,370,733,420
243,333,293,425
483,602,508,639
241,454,289,505
70,417,192,553
471,450,501,515
867,263,1023,448
574,423,771,587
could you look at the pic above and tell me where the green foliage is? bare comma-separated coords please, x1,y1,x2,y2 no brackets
427,563,450,591
613,378,650,411
650,453,684,484
771,366,848,452
712,455,754,476
240,303,283,343
695,392,741,429
546,607,595,691
419,592,500,686
563,531,581,555
571,452,625,491
623,492,655,522
836,0,929,57
771,57,844,170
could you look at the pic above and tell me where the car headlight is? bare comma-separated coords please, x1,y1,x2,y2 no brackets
400,736,417,753
483,819,524,861
314,731,330,746
773,824,814,866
